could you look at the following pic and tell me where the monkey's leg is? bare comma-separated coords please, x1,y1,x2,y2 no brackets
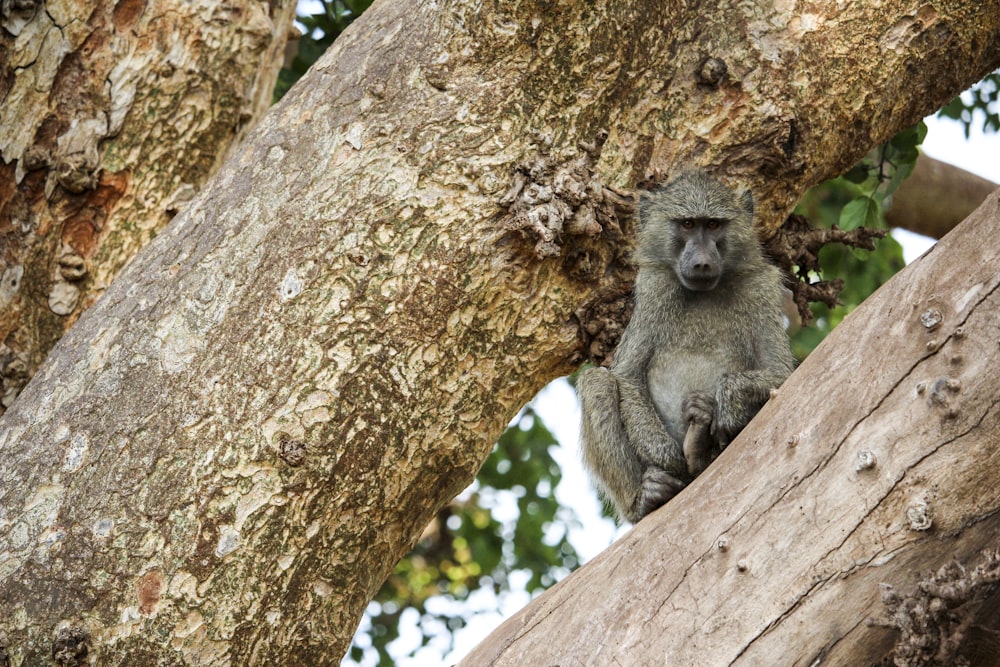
615,378,688,520
578,367,645,522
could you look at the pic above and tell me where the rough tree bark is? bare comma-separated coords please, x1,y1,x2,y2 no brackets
0,0,296,409
0,0,998,664
463,188,1000,665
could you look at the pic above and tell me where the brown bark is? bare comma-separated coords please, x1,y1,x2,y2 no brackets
0,0,998,664
887,154,998,239
0,0,296,409
462,188,1000,667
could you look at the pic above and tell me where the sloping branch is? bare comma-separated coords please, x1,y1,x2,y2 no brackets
887,155,998,239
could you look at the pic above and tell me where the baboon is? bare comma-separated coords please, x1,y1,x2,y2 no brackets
578,171,794,523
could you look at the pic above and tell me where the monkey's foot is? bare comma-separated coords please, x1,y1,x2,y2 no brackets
636,466,687,520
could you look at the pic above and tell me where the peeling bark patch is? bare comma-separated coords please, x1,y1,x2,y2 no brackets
215,526,240,558
280,268,303,301
155,312,202,374
92,518,114,540
51,625,89,667
61,433,88,473
48,282,81,316
113,0,147,30
0,264,24,305
137,569,163,616
880,5,941,53
874,552,1000,665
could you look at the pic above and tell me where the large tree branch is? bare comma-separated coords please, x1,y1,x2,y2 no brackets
0,0,296,410
1,0,999,663
463,189,1000,666
887,154,998,239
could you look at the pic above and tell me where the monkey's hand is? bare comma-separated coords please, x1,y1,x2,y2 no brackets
714,373,773,447
636,466,687,520
682,391,715,427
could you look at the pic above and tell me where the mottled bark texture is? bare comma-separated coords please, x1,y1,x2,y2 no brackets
0,0,999,664
0,0,296,409
464,189,1000,667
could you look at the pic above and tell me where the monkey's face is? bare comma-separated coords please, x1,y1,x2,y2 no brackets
673,218,726,291
637,171,757,289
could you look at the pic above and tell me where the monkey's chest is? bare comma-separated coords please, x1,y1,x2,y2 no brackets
646,350,735,445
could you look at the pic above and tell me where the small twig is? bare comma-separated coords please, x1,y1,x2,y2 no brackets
764,213,887,324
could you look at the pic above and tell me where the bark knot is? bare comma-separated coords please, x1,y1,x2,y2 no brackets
873,552,1000,666
498,130,633,261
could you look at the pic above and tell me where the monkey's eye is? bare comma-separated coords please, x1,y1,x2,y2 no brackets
706,220,722,231
678,219,695,230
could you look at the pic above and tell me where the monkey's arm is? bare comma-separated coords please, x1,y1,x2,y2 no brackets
713,369,786,442
714,330,794,444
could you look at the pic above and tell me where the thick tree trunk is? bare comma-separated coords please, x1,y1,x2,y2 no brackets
0,0,999,664
0,0,295,409
463,188,1000,667
887,155,997,239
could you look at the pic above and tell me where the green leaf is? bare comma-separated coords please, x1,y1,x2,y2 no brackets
842,164,871,184
839,196,880,230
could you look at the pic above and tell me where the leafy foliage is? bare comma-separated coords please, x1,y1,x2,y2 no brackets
345,408,581,665
938,71,1000,138
835,122,927,231
788,126,921,357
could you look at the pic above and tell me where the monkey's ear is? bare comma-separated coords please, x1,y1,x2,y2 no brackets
637,190,655,228
739,189,754,217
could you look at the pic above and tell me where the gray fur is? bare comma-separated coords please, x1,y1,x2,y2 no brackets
578,171,794,523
